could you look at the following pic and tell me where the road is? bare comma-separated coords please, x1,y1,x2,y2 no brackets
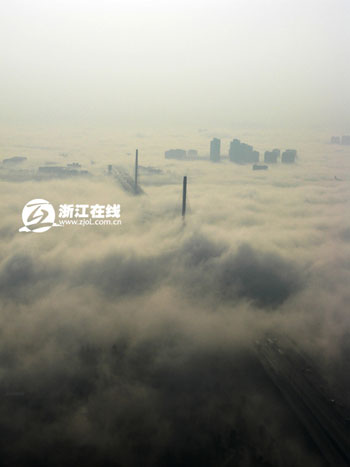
255,336,350,467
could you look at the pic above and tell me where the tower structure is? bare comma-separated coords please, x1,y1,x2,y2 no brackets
182,176,187,218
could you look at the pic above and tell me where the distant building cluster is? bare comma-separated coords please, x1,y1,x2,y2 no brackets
211,138,297,164
0,156,90,182
331,135,350,145
37,164,89,177
165,138,298,165
2,156,27,165
165,149,198,160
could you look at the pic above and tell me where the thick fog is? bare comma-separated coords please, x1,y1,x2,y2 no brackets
0,127,349,465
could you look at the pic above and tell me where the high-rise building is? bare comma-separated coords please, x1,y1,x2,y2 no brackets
341,135,350,145
264,149,280,163
251,150,260,163
229,139,241,162
281,149,297,163
210,138,221,162
229,139,259,163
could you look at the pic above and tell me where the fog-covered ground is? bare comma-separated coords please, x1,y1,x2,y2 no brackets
0,127,349,466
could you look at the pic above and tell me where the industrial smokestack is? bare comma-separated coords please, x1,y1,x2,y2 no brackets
134,149,138,193
182,176,187,218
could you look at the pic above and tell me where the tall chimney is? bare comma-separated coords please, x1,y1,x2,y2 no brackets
134,149,138,192
182,176,187,218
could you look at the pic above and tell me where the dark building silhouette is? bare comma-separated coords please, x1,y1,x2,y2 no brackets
241,143,253,162
38,166,66,174
281,149,297,163
229,139,241,162
210,138,221,162
330,135,350,145
3,156,27,165
264,149,280,163
165,149,187,160
253,164,268,170
251,150,260,163
38,166,89,177
229,139,259,163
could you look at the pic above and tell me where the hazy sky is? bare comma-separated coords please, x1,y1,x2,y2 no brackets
1,0,350,129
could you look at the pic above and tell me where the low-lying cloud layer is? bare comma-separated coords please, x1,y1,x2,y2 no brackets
0,134,350,466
